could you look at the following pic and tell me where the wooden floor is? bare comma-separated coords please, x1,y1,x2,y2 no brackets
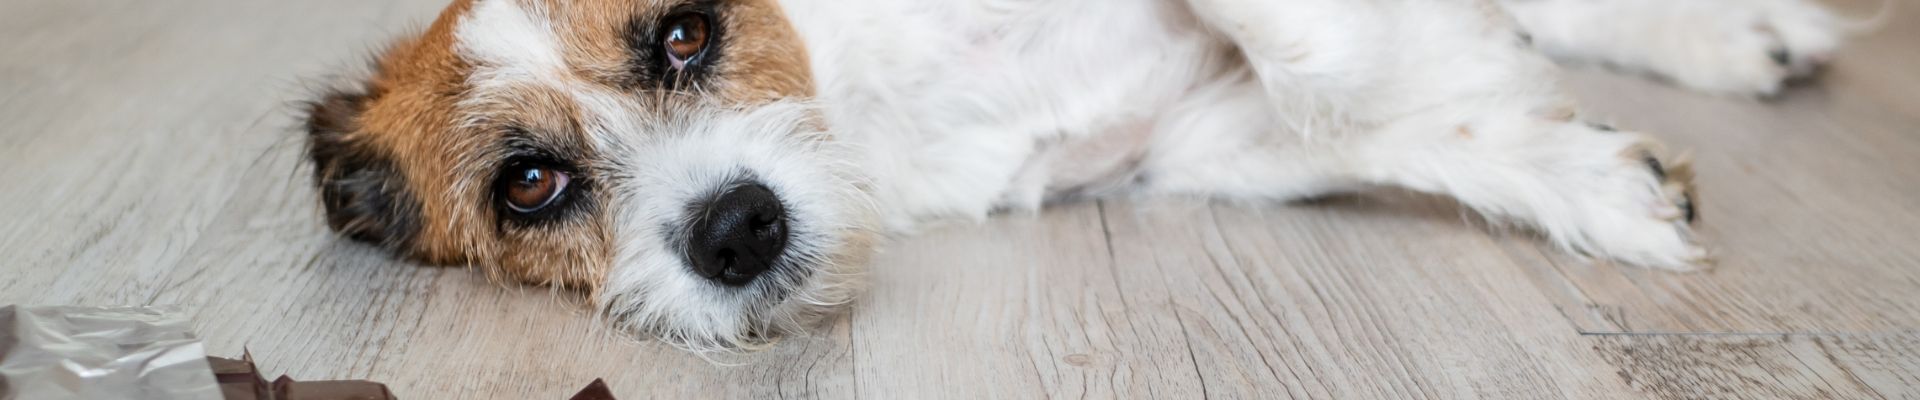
4,1,1918,398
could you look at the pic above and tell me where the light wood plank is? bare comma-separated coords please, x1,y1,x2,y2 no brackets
1165,196,1630,399
0,0,450,305
1593,333,1920,399
849,203,1209,398
851,194,1647,399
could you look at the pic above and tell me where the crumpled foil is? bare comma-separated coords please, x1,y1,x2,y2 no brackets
0,305,220,400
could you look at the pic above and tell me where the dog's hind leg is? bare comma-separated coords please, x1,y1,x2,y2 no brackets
1138,74,1706,270
1161,0,1705,270
1496,0,1857,97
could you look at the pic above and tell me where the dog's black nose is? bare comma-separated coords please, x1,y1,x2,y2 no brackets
686,183,789,286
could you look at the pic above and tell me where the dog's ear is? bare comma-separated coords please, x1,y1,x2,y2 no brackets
303,85,421,252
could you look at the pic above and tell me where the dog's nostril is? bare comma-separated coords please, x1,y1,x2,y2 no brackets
1770,48,1792,67
750,210,780,232
685,182,789,286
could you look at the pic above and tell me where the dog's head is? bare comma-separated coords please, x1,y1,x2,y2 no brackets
302,0,876,350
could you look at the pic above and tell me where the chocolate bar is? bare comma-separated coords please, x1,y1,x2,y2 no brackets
209,355,616,399
207,356,394,400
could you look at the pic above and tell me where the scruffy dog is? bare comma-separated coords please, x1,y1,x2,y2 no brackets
304,0,1857,350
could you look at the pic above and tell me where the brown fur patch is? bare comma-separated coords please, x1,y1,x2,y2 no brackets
708,0,815,101
541,0,814,101
351,0,484,266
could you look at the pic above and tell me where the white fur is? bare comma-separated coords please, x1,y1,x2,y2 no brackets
780,0,1755,269
594,101,874,351
444,0,1854,350
454,0,567,83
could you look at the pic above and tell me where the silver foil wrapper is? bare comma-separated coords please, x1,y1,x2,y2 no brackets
0,305,220,400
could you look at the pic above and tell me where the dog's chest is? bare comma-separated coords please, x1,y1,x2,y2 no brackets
785,0,1237,217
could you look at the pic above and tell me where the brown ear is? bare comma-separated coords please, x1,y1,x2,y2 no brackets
304,85,421,253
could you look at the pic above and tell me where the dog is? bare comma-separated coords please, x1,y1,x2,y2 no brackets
302,0,1857,350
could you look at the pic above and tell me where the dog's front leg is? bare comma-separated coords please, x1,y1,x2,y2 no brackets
1169,0,1706,270
1348,112,1706,270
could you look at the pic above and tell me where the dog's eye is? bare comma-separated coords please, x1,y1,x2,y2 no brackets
661,12,710,70
500,164,570,214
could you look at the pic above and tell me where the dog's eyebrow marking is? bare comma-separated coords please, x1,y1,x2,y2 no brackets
455,0,568,83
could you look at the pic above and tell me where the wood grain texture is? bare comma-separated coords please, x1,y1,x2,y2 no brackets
1595,333,1920,399
0,0,447,305
3,0,1918,398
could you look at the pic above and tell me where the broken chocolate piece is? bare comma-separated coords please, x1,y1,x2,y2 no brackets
272,375,397,400
569,379,617,400
208,356,273,400
207,355,396,400
209,353,604,399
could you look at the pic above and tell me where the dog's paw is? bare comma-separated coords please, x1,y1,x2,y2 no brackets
1570,135,1708,271
1649,1,1848,97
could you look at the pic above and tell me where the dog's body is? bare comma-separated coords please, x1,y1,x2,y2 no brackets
305,0,1852,349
